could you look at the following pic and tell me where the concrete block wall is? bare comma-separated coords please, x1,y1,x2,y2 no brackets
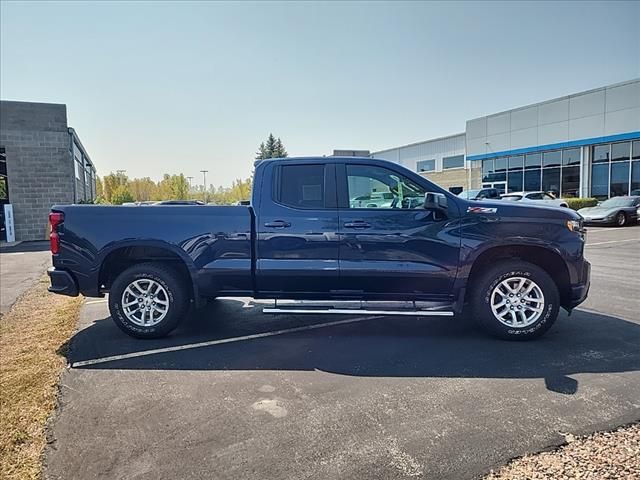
0,101,75,241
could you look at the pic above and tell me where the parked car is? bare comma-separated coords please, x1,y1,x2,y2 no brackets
500,191,569,208
47,156,590,341
630,189,640,196
577,196,640,227
457,188,500,200
349,192,395,208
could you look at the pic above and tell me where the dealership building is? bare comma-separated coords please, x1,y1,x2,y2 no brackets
0,100,97,242
372,79,640,199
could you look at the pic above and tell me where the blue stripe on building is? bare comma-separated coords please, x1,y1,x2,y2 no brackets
466,131,640,162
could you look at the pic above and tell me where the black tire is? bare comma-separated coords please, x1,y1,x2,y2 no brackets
468,260,560,341
109,262,189,339
615,211,626,227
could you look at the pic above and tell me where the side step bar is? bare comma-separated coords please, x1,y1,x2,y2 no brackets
263,307,454,316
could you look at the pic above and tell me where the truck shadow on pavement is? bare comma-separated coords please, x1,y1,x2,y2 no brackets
67,299,640,395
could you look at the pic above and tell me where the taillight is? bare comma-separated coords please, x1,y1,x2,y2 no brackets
49,212,64,254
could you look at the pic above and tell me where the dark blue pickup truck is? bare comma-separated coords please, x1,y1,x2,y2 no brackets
48,157,590,340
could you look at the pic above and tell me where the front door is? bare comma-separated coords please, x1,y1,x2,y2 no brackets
256,162,339,296
337,162,461,300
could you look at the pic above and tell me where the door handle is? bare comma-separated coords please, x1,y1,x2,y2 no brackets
344,221,371,229
264,220,291,228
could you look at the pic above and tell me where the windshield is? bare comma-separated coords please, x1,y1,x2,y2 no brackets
501,195,522,201
600,197,635,207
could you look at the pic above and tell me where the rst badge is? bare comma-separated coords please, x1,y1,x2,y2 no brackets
467,206,497,214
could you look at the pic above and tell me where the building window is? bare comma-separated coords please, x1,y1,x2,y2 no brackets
562,148,581,166
442,155,464,170
591,163,609,199
508,155,524,169
593,144,610,163
542,168,561,196
0,146,7,202
633,140,640,160
542,150,561,168
561,166,580,198
611,142,630,162
507,169,523,192
524,169,541,191
631,160,640,193
448,186,463,195
525,153,541,169
610,161,630,197
416,159,435,173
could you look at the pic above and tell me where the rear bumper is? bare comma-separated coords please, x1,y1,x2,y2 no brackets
47,267,79,297
567,260,590,309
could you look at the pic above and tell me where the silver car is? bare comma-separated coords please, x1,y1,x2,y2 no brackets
500,191,568,208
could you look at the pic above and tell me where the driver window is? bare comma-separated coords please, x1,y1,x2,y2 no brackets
346,165,426,209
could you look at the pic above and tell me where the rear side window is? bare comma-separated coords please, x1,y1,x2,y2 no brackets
275,164,325,209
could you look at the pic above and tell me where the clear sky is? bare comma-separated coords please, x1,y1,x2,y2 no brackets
1,1,639,187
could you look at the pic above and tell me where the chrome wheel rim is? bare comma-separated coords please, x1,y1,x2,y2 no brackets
490,276,545,328
121,279,169,327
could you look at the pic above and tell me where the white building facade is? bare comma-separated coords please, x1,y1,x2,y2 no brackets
372,79,640,199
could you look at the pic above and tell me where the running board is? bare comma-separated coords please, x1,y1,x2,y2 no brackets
263,307,454,316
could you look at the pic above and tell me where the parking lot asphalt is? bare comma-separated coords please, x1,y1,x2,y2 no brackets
45,226,640,480
0,242,51,313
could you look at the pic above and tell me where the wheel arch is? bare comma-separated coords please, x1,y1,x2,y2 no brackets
465,244,572,308
96,240,199,302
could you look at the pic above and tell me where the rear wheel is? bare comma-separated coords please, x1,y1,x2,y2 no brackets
109,263,189,338
615,211,627,227
468,261,559,340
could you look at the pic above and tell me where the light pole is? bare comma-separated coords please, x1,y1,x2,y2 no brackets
200,170,208,203
186,176,194,198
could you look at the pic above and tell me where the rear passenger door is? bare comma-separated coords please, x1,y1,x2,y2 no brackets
256,162,339,295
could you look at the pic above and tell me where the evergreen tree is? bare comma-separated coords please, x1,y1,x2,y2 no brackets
255,133,288,159
274,137,288,158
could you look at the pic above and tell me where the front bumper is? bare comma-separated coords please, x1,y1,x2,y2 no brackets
567,260,591,309
47,267,79,297
583,217,614,225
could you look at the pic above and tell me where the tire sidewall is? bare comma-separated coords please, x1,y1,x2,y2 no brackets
616,212,626,227
476,264,559,340
109,265,186,338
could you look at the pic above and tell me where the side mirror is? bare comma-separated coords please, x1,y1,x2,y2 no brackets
423,192,448,211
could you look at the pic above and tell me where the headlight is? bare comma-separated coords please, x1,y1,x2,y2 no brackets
566,219,583,232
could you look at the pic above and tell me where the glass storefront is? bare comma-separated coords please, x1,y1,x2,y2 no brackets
590,140,640,199
482,147,581,197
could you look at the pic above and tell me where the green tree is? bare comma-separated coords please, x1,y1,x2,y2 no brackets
102,172,128,203
111,184,134,205
255,133,288,160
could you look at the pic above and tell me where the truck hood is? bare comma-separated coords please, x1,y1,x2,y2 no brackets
463,199,581,221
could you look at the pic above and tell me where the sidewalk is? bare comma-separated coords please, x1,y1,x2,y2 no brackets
0,241,51,314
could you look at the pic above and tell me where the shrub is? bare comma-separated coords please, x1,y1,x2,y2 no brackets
564,197,598,211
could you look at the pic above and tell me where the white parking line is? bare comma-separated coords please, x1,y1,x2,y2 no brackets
71,315,383,368
85,299,107,305
586,238,639,247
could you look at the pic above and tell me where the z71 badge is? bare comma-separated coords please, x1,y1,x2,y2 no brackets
467,206,498,214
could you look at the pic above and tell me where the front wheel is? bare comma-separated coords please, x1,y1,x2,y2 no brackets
109,263,189,338
615,211,627,227
468,261,560,340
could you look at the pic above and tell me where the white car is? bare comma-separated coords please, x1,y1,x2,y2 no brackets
500,191,568,208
